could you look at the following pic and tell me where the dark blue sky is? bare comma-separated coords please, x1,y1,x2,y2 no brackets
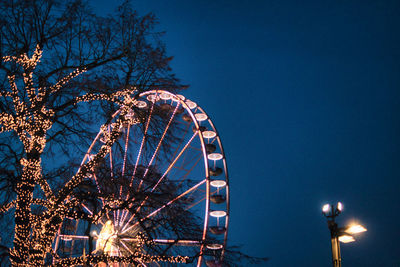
93,1,400,266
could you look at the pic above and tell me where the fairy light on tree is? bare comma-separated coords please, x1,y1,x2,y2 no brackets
0,0,190,265
0,45,190,266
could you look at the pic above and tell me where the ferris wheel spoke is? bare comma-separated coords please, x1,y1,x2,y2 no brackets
185,195,207,211
120,131,198,231
118,209,129,228
152,239,202,246
152,118,191,171
172,153,203,190
180,149,202,170
165,120,192,164
80,203,93,216
120,239,134,254
125,103,182,214
120,179,205,235
120,124,131,192
147,179,205,222
119,103,181,227
154,131,199,192
118,237,203,247
154,193,208,229
115,125,132,228
137,102,181,192
114,209,119,231
91,173,106,208
133,259,148,267
108,125,114,181
129,103,155,189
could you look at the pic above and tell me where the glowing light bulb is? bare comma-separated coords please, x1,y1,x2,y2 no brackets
322,204,330,213
337,202,343,212
338,235,355,243
345,224,367,234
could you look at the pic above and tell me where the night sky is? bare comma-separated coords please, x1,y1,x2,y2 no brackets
92,1,400,266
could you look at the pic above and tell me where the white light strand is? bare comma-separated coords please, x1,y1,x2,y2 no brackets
1,45,187,266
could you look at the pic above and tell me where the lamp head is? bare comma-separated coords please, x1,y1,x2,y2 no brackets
338,234,355,243
336,202,343,213
345,224,367,235
322,204,331,214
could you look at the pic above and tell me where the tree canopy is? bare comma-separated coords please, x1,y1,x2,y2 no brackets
0,0,189,265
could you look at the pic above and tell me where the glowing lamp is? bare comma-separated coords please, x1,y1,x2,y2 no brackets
202,130,217,139
195,113,207,121
345,224,367,234
206,244,223,250
322,204,330,213
210,180,226,188
337,202,343,212
207,153,223,161
185,100,197,109
210,210,226,218
171,94,185,101
135,100,147,108
147,94,159,102
338,235,355,243
160,92,171,100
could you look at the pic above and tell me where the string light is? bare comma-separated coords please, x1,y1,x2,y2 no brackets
1,45,190,266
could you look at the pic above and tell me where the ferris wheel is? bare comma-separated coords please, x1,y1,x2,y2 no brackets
53,90,229,266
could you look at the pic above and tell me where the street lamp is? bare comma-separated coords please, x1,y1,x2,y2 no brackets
322,202,367,267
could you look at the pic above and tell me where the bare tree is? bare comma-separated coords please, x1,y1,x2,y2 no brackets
0,0,192,265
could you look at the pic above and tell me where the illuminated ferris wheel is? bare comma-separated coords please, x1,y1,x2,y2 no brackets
53,90,229,266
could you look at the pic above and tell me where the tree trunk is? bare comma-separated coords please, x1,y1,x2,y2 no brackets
10,156,38,265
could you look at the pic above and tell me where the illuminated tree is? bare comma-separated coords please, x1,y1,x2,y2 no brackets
0,0,188,265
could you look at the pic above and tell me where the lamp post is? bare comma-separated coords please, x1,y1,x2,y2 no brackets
322,202,367,267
